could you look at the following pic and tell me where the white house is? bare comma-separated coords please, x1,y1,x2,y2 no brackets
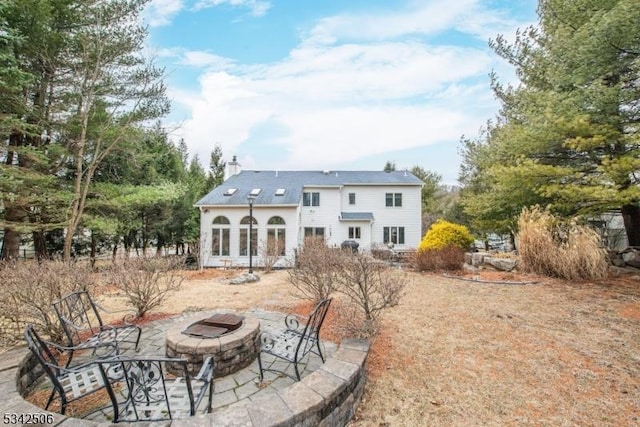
195,161,423,268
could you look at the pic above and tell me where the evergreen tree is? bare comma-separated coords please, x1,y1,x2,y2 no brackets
205,144,226,190
460,0,640,245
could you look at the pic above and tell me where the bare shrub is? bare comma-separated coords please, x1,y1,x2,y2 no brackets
108,256,185,318
334,252,406,337
287,237,340,303
0,260,95,344
370,243,395,261
411,245,465,271
518,206,608,280
259,238,285,273
331,301,380,339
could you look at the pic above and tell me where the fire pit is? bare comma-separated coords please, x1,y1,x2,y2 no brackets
165,311,260,377
182,313,245,338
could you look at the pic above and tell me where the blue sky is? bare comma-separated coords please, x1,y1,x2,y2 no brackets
143,0,537,184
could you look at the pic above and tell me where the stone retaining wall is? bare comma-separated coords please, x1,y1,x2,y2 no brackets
2,338,369,427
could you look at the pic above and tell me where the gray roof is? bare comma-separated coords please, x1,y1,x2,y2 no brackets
195,170,423,206
340,212,374,221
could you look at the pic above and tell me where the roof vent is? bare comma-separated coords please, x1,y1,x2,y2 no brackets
323,170,330,175
250,188,262,196
224,188,237,196
275,188,285,196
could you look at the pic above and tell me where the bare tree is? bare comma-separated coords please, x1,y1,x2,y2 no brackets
334,253,406,337
259,238,285,273
287,237,340,302
0,260,95,344
108,256,184,318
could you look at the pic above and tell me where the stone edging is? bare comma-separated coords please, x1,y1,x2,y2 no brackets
1,338,369,427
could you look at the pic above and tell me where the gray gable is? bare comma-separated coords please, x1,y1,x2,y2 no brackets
195,170,423,206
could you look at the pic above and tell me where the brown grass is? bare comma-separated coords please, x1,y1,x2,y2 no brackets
349,271,640,427
12,268,640,426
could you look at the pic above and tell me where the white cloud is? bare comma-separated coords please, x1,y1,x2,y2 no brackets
192,0,271,17
145,0,185,27
168,1,534,176
302,0,522,46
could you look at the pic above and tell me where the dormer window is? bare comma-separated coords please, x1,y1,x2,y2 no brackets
275,188,286,196
224,188,237,196
250,188,262,196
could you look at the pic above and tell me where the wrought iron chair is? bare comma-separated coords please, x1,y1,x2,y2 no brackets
97,356,214,422
53,290,142,367
24,324,115,415
258,298,332,381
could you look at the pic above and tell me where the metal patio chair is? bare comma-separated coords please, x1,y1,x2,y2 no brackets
258,298,332,381
97,356,214,422
24,324,115,415
53,290,142,367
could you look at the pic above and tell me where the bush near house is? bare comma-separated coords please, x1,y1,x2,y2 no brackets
414,220,474,272
418,220,475,251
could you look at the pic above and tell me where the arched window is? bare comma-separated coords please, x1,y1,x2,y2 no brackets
211,216,230,256
239,216,258,256
267,216,286,256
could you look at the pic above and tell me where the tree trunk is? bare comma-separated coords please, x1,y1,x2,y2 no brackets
33,230,48,261
90,231,97,268
1,227,21,260
621,204,640,247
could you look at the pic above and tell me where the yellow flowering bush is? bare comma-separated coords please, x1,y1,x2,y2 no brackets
418,220,474,252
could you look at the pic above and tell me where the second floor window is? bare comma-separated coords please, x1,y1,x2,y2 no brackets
349,193,356,205
385,192,402,207
303,192,320,206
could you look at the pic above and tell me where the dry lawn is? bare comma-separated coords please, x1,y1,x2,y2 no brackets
14,267,640,426
143,268,640,426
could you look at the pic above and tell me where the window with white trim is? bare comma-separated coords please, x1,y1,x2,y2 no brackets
267,216,286,256
211,216,230,256
303,192,320,206
348,193,356,205
385,192,402,207
383,226,405,244
304,227,325,237
348,226,361,239
239,216,258,256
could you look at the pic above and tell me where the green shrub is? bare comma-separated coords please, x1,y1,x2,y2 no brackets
418,220,474,252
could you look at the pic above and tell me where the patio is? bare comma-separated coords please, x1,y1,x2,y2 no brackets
3,308,369,426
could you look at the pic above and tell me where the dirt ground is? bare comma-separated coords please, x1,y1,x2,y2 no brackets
128,267,640,427
16,267,640,426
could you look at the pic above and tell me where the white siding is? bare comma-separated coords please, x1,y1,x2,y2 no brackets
299,187,342,246
200,206,299,268
340,185,422,250
199,182,422,267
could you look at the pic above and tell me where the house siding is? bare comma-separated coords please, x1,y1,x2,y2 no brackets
200,206,299,268
196,170,423,268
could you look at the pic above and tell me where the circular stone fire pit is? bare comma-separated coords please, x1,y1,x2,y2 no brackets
165,311,260,377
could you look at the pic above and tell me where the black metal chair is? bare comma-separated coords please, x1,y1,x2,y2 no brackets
53,290,142,367
97,356,214,422
258,298,332,381
24,324,114,415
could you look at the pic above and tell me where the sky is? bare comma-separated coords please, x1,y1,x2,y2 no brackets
143,0,538,185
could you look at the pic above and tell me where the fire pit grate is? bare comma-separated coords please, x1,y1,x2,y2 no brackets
182,313,245,338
